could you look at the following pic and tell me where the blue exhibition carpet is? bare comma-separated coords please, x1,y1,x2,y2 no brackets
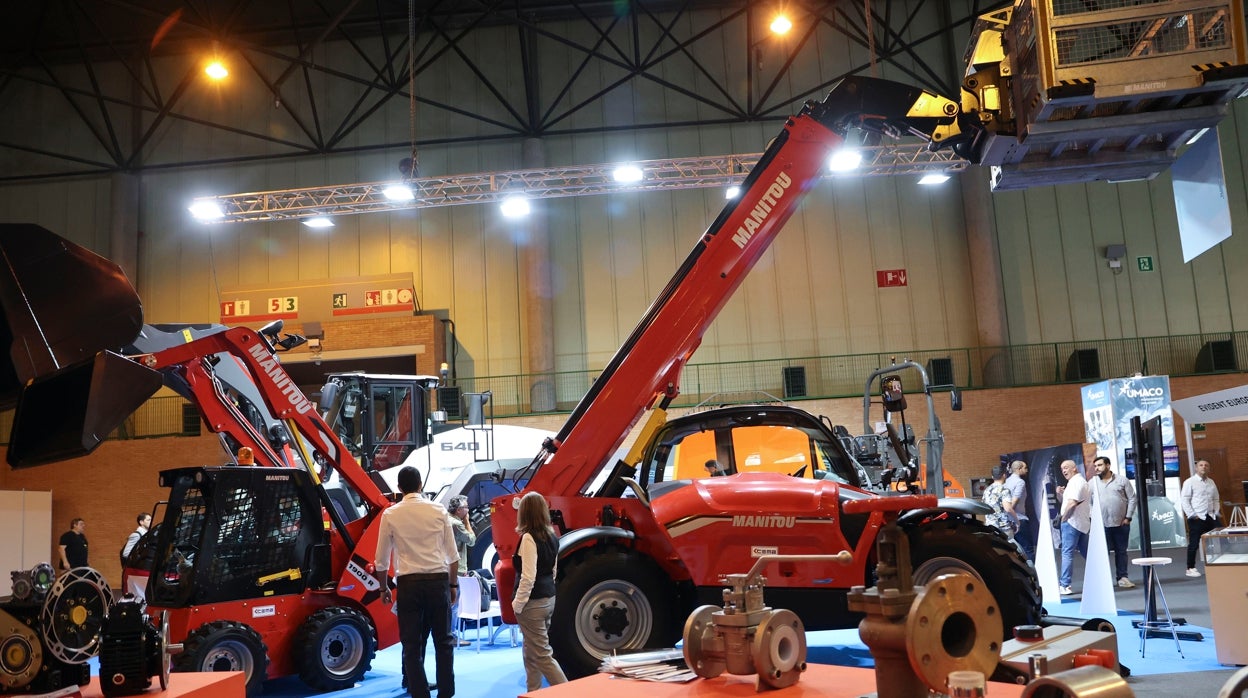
253,603,1220,698
1042,599,1221,677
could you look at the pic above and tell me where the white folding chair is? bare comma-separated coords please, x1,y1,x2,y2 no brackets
456,575,515,651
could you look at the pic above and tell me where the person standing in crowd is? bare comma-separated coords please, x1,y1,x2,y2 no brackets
1004,460,1034,562
511,492,568,693
121,513,152,599
448,495,476,647
58,518,88,572
374,466,459,698
1056,459,1091,595
1181,459,1222,577
982,465,1015,539
1091,456,1135,588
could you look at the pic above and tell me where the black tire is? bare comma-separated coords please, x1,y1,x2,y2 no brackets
905,517,1042,639
174,620,269,696
551,548,682,679
293,607,376,692
468,523,498,574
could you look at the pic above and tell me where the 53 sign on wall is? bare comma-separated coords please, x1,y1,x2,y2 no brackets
268,297,299,313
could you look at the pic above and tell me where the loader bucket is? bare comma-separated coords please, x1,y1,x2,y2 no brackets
0,224,153,467
7,350,162,467
0,224,145,407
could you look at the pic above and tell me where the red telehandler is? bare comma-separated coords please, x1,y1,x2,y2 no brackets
487,75,1042,678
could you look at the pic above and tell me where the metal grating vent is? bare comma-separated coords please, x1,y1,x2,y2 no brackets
1055,10,1230,67
1050,0,1169,17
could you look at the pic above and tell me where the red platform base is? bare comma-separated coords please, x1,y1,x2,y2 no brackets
81,672,246,698
522,664,1026,697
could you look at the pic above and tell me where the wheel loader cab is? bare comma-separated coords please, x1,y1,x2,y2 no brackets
637,406,867,495
148,466,329,607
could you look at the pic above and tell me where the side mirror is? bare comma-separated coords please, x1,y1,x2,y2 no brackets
950,388,963,412
881,375,907,412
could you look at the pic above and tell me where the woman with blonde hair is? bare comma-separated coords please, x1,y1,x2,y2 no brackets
511,491,568,692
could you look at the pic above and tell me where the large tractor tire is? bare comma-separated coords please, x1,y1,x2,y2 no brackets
293,607,376,692
174,620,269,696
906,517,1042,638
551,548,682,679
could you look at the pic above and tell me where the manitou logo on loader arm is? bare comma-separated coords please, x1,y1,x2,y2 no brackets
247,343,315,414
732,514,797,528
731,171,793,249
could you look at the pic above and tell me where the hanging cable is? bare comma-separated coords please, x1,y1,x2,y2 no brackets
404,0,420,180
865,0,878,78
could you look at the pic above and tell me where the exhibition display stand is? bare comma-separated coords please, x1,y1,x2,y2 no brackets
1203,527,1248,665
79,671,246,698
520,664,1026,697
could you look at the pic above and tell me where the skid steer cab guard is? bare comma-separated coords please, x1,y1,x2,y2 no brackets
0,225,162,467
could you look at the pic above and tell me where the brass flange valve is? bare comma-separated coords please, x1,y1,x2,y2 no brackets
683,553,853,691
845,495,1002,698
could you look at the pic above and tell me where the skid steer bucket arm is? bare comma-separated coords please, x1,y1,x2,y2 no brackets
0,226,161,467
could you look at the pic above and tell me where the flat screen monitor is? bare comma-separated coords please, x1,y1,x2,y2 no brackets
1123,444,1179,480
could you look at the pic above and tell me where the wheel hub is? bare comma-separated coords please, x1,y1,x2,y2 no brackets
594,602,629,638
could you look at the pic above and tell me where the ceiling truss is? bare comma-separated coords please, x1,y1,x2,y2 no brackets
196,142,968,223
0,0,1010,181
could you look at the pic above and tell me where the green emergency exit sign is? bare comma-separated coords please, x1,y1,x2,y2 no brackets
1137,256,1154,272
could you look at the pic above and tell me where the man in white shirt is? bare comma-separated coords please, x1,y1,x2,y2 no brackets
121,513,152,599
1180,459,1222,577
375,467,460,698
1056,459,1090,595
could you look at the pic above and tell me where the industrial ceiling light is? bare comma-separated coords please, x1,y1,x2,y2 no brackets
500,195,530,218
725,186,741,199
918,173,951,185
612,165,644,183
205,60,228,80
302,216,335,228
382,184,415,201
770,14,793,35
828,149,862,172
188,200,225,220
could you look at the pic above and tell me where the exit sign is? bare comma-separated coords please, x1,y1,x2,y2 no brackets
1137,256,1154,272
876,269,908,287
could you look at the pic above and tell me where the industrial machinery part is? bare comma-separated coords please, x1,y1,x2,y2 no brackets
961,0,1248,191
0,608,42,691
682,553,853,689
0,564,105,695
98,605,181,696
1019,665,1132,697
846,497,1002,698
998,624,1119,679
1217,665,1248,697
40,567,111,665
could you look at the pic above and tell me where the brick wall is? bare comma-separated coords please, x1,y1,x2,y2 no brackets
4,373,1245,589
282,314,446,375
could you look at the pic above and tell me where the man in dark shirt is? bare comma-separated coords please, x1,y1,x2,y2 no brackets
58,518,88,570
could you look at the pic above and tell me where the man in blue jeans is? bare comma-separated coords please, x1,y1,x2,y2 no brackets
1092,456,1136,588
1056,459,1091,595
1004,460,1035,562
